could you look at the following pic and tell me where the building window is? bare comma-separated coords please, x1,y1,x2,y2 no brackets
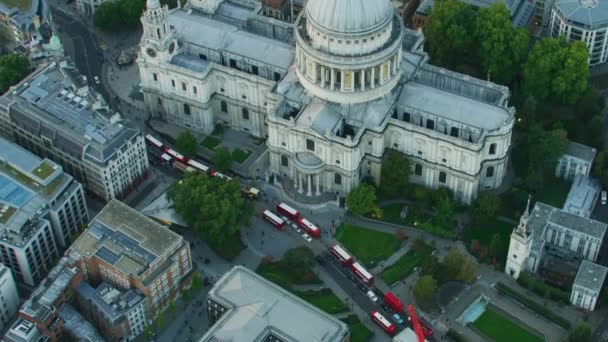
183,104,190,115
274,72,281,81
414,164,422,176
220,101,227,113
281,155,288,166
193,86,197,94
171,80,175,87
450,127,459,137
439,171,446,183
404,113,411,122
426,119,434,130
251,65,258,75
199,53,207,60
229,59,237,68
182,82,187,91
242,108,249,120
334,173,342,184
486,166,494,178
153,73,157,81
306,139,315,151
157,98,162,105
489,143,497,155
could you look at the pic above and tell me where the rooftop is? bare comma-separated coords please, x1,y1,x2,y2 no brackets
564,141,597,162
528,202,607,241
4,61,139,164
4,318,45,342
168,9,294,70
562,175,600,217
201,266,349,342
573,260,608,292
69,200,183,277
554,0,608,29
76,282,144,324
59,304,105,342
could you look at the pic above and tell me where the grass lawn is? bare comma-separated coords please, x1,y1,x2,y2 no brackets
201,136,221,150
341,315,372,342
380,251,418,285
376,203,455,239
472,307,544,342
0,0,32,11
533,178,571,208
33,161,55,180
295,288,348,314
232,148,252,164
257,261,321,290
336,223,401,267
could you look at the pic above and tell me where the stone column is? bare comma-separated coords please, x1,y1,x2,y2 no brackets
315,174,321,196
370,67,376,88
330,68,336,91
320,66,326,88
306,174,312,196
360,70,365,91
298,173,303,193
293,170,298,188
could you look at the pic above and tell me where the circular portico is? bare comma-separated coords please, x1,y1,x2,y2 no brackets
293,152,324,196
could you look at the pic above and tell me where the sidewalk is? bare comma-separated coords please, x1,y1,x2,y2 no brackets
370,243,410,274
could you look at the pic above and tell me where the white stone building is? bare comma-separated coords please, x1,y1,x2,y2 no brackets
555,141,596,180
0,60,149,201
505,201,607,280
550,0,608,65
0,264,19,330
562,174,600,218
570,260,607,311
138,0,515,203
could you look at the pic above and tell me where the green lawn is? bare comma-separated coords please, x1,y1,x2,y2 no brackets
380,251,418,285
534,178,571,208
257,260,321,290
33,161,55,180
376,203,455,239
341,315,372,342
336,223,401,267
232,148,252,164
0,0,32,11
295,288,348,314
201,136,221,150
472,307,544,342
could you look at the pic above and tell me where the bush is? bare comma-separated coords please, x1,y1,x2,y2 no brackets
517,272,570,304
495,282,571,329
447,329,467,342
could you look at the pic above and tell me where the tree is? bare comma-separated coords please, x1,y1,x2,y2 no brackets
525,125,569,190
473,192,501,221
474,3,529,85
593,151,608,185
346,183,377,216
168,173,253,248
432,189,455,227
488,233,503,258
175,131,197,157
426,0,475,67
143,325,153,341
524,38,589,105
168,300,176,317
379,149,410,197
283,246,315,273
440,249,477,283
156,312,165,330
575,87,604,122
568,324,592,342
94,1,122,31
212,147,233,173
191,272,202,292
0,53,30,93
413,275,437,306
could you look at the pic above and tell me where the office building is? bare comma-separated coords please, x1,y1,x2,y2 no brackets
0,264,20,330
202,266,349,341
0,60,149,201
570,260,607,311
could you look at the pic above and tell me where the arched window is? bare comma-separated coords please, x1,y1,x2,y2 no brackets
281,155,288,167
183,104,190,115
414,164,422,176
439,171,447,184
486,166,495,178
220,101,227,113
334,173,342,185
489,143,497,155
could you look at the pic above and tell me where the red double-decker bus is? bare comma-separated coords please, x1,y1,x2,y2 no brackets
165,148,187,163
383,292,404,312
420,318,433,338
262,210,286,230
371,310,396,336
276,202,299,221
351,262,373,286
145,134,164,150
187,159,209,174
330,245,353,265
298,217,320,238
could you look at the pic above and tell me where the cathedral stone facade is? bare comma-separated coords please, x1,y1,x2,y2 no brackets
137,0,515,203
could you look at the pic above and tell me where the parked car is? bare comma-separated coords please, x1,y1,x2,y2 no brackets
392,313,404,324
94,76,100,84
602,190,607,205
302,233,312,242
367,290,378,302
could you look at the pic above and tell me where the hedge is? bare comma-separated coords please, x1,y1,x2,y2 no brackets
447,329,467,342
495,282,571,329
517,272,570,304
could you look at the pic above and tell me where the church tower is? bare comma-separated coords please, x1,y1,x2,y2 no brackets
505,196,533,279
140,0,179,61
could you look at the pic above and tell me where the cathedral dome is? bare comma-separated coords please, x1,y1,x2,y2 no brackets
305,0,393,34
